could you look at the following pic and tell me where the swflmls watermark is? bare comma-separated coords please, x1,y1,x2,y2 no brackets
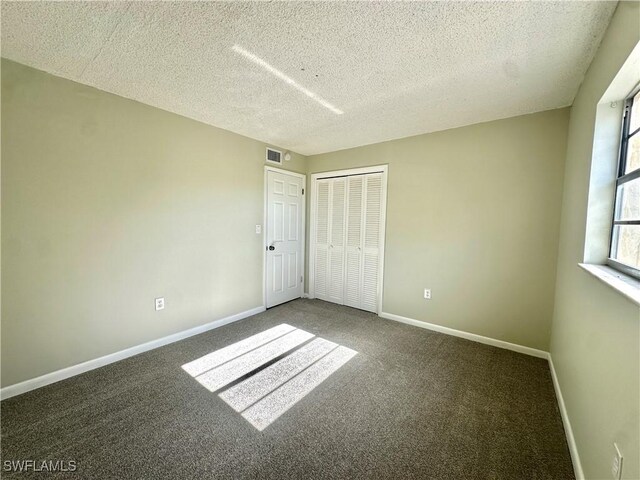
3,460,77,473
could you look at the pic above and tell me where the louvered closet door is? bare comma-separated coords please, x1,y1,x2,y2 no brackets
327,178,347,304
361,173,383,312
344,176,364,308
313,172,383,312
313,180,331,301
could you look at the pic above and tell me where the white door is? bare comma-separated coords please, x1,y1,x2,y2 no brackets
327,178,347,304
344,175,364,308
311,170,386,314
342,173,382,313
360,173,383,312
313,177,347,305
266,169,304,308
313,179,331,301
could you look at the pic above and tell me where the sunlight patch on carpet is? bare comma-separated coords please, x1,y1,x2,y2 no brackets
182,324,356,430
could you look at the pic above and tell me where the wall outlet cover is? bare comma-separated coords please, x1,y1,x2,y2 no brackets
155,297,165,311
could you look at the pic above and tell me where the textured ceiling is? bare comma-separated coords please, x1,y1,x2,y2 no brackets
1,1,616,155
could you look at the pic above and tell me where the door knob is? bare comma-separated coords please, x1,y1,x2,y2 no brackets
268,245,275,251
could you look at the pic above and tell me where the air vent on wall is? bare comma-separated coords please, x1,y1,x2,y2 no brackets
266,148,282,165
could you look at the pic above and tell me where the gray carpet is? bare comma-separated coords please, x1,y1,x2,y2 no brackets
1,299,574,479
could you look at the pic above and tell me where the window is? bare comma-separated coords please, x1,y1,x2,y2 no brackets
609,87,640,279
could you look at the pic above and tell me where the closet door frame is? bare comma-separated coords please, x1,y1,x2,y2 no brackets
309,165,388,315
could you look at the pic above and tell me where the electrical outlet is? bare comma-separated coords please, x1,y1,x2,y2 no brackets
255,224,262,234
424,288,431,300
155,297,165,311
612,443,623,480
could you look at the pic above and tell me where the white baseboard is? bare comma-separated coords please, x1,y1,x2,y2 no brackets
548,355,584,480
0,305,266,401
379,311,549,358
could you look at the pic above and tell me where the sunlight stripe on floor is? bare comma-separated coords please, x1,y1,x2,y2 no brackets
241,346,357,431
219,338,338,412
194,329,315,392
182,324,296,377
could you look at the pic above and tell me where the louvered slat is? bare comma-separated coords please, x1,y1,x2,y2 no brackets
314,248,328,296
346,176,363,247
330,179,346,247
361,253,378,312
364,174,382,249
316,181,329,245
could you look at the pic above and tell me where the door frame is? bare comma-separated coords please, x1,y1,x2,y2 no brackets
308,164,388,315
263,166,307,308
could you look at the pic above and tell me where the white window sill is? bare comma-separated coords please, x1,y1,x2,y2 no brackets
579,263,640,306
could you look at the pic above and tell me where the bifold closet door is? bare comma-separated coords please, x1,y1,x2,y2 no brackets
313,178,346,304
313,172,382,313
344,176,364,309
360,173,382,312
343,173,382,312
328,178,347,304
313,180,330,301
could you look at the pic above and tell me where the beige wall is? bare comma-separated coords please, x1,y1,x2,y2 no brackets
549,2,640,479
0,59,306,387
307,108,569,351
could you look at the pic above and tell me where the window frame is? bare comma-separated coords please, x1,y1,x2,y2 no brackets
608,87,640,280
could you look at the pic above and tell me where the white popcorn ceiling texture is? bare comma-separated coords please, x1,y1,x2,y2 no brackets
1,1,616,155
